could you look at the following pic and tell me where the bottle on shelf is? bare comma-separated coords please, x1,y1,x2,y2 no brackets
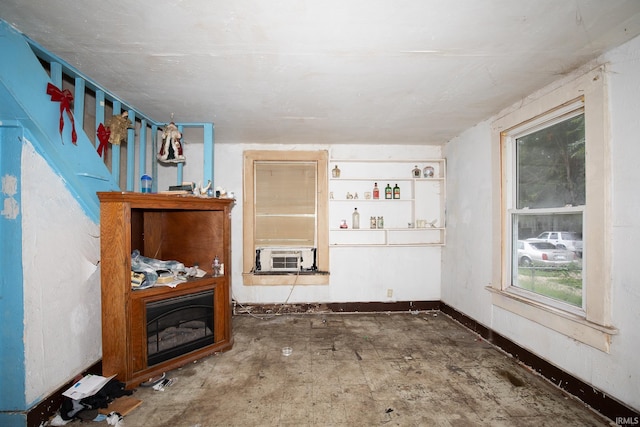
385,183,392,199
412,165,421,178
377,216,384,229
213,255,221,277
393,183,400,199
373,182,379,199
370,216,377,229
352,208,360,229
332,165,341,178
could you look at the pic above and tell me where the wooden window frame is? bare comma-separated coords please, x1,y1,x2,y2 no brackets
242,150,329,285
488,66,618,352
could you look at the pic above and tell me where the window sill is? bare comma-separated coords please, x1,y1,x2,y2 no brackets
486,286,618,353
243,272,330,286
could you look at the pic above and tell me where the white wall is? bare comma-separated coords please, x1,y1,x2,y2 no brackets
22,140,101,404
442,35,640,410
161,141,443,305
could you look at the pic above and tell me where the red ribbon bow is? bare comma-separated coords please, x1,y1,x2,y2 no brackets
46,82,77,144
96,123,111,157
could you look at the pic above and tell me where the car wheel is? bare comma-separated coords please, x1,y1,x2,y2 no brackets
520,257,533,267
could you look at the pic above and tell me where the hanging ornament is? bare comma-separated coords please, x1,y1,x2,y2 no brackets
46,82,77,144
157,122,186,163
106,112,132,145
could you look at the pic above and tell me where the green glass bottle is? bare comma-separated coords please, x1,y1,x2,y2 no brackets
393,183,400,199
385,183,392,199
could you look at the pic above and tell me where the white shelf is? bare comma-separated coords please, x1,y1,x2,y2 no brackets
330,199,415,202
330,177,444,181
329,159,446,247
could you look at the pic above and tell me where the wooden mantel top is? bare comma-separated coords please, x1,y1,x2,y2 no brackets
97,191,235,209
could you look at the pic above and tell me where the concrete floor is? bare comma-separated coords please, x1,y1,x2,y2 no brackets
121,312,611,426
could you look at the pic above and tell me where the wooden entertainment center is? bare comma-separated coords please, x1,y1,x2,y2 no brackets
98,192,234,388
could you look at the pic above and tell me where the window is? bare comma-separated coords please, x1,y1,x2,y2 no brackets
508,107,585,309
254,161,317,248
242,150,329,285
489,67,617,352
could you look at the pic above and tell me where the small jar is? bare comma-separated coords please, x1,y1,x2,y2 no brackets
141,174,152,193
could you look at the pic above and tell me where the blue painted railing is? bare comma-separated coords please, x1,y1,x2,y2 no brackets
27,36,215,196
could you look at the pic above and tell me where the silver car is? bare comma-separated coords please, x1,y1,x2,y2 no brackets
530,231,583,257
517,240,577,268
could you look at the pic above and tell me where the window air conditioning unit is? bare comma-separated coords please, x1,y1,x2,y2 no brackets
255,247,317,272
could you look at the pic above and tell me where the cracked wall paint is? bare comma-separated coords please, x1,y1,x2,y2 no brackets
2,174,20,219
21,140,101,404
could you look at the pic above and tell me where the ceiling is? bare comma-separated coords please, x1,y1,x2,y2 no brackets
2,1,640,145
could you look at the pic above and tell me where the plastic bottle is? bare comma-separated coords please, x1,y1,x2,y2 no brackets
141,174,152,193
352,208,360,229
213,255,221,276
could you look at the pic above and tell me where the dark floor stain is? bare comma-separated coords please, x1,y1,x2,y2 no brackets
500,369,525,387
447,364,465,374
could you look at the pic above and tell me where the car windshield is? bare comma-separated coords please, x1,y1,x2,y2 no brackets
530,242,557,250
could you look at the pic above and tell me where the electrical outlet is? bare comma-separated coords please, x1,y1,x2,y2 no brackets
387,289,393,298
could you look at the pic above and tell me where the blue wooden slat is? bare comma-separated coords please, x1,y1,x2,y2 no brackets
73,78,85,132
50,62,62,87
203,123,214,186
139,119,148,190
111,101,121,184
126,109,136,191
151,124,158,193
95,90,105,158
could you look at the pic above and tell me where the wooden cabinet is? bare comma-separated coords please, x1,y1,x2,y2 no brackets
328,159,446,246
98,192,234,388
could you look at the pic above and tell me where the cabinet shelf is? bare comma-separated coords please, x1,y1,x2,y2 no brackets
129,276,222,300
98,192,234,388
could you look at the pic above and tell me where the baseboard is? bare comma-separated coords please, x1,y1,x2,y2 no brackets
235,300,639,423
232,300,440,315
439,302,639,424
24,360,101,427
27,301,638,426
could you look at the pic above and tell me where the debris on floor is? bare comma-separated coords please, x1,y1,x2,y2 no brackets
152,377,176,391
140,372,166,388
99,396,143,417
50,376,133,425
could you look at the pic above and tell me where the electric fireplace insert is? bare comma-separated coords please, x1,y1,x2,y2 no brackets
146,290,215,366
